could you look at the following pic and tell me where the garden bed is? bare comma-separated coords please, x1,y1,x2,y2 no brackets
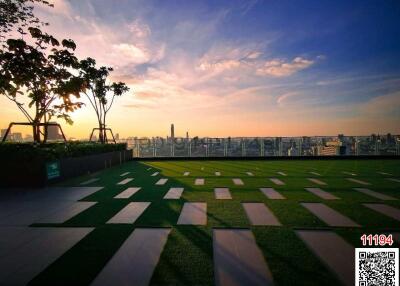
0,142,132,187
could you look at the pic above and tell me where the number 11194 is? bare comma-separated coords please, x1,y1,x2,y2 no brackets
360,234,394,246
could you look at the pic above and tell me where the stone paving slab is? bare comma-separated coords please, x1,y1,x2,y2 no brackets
233,178,244,185
242,203,281,226
151,172,159,177
310,171,321,176
213,229,274,286
354,188,397,201
0,227,93,285
156,178,168,185
80,178,99,185
260,188,285,200
177,202,207,225
215,188,232,200
107,202,151,224
0,187,103,202
164,188,184,199
120,172,130,177
147,168,152,171
195,178,205,185
343,171,357,176
346,178,370,185
215,172,221,176
307,178,327,186
92,228,171,286
269,178,285,185
305,188,338,200
117,178,133,185
296,230,354,286
36,201,97,223
246,172,254,176
377,172,392,175
387,178,400,183
183,172,190,176
114,187,141,199
277,171,287,176
363,203,400,221
301,203,360,227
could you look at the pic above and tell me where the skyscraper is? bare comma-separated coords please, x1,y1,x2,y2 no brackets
171,124,175,141
47,123,63,140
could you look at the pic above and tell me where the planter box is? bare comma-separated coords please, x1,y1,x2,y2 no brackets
0,150,132,187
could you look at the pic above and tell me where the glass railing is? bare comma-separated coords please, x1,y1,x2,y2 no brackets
119,135,400,158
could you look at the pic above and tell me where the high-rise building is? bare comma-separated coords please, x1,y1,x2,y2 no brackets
1,129,8,140
12,132,23,142
47,123,63,140
115,133,120,140
171,124,175,141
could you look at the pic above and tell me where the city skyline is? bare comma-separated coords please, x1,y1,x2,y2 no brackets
1,0,400,139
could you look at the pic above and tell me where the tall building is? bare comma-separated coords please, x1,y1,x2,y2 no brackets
1,129,8,140
47,123,63,140
170,124,175,141
12,132,23,142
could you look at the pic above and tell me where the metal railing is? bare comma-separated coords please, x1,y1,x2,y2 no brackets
118,135,400,158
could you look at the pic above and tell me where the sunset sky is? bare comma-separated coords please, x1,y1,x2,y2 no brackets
1,0,400,139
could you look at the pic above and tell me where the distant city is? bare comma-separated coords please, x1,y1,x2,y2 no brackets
2,123,399,157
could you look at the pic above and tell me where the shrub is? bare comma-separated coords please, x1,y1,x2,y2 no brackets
0,141,127,161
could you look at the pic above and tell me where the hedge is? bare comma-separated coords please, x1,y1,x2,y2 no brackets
0,142,127,161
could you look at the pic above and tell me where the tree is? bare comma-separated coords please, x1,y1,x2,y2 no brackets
0,27,85,143
0,0,52,41
79,58,129,143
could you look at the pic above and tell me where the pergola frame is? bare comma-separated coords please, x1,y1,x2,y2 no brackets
1,122,67,143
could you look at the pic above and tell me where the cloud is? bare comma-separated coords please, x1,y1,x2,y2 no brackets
256,57,315,77
276,92,298,105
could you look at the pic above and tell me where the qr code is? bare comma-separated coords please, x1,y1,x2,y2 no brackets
356,248,399,286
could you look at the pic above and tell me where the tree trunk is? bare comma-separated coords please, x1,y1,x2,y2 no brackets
98,121,104,144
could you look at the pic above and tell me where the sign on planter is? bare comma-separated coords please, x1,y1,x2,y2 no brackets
46,161,60,180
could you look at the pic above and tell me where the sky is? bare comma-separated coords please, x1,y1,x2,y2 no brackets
1,0,400,138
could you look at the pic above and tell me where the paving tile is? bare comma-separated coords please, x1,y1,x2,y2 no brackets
163,188,184,199
177,202,207,225
296,230,354,286
213,229,274,286
215,172,221,176
260,188,285,199
114,187,141,199
183,172,190,176
387,178,400,183
80,178,99,185
92,228,171,286
269,178,285,185
156,178,168,185
151,172,159,177
35,202,97,223
0,227,93,285
195,178,205,185
307,178,327,186
301,203,360,227
277,171,287,176
363,203,400,221
354,188,396,201
310,171,321,176
346,178,370,185
305,188,338,200
246,172,254,176
214,188,232,200
242,203,281,226
232,178,244,185
117,178,133,185
120,172,130,177
107,202,151,224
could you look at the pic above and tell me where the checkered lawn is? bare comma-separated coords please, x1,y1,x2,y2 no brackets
30,160,400,286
